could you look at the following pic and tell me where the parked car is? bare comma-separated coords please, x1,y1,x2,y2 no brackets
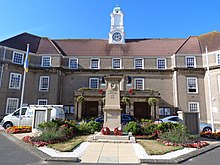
157,116,213,132
95,114,138,125
1,105,65,129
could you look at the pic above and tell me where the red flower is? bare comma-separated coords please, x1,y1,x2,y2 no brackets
114,127,122,136
101,127,110,135
128,89,133,95
98,89,104,94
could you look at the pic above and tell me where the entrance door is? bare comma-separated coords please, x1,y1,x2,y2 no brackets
134,102,151,120
83,101,98,118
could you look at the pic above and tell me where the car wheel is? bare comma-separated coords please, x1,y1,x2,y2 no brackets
3,122,13,129
203,127,212,133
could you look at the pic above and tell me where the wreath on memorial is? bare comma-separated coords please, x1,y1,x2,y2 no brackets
114,127,122,136
101,127,110,135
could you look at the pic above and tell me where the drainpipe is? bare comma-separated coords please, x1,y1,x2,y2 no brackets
172,54,179,112
0,46,7,87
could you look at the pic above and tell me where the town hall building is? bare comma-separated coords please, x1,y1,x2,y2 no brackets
0,6,220,126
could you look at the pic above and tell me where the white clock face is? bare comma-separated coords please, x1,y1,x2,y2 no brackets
112,32,122,41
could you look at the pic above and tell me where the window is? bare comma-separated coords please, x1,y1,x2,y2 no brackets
134,78,144,90
41,56,51,67
9,73,22,89
134,58,144,69
6,98,19,114
39,76,49,91
185,56,196,68
12,52,24,65
216,54,220,65
112,58,121,69
90,58,100,69
188,102,199,112
38,99,48,105
69,58,78,69
159,107,171,116
187,77,198,93
89,78,99,89
157,58,166,69
63,105,74,114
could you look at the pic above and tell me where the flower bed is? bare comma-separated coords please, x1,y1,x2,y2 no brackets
135,133,157,139
5,126,32,134
200,131,220,139
156,139,209,148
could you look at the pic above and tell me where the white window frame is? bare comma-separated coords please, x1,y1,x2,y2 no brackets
39,76,50,91
41,56,51,67
5,98,19,114
134,58,144,69
9,73,22,89
187,77,198,93
185,56,196,68
90,58,100,69
188,102,200,113
69,58,78,69
112,58,122,69
89,78,99,89
157,58,167,69
216,54,220,65
12,51,24,65
37,99,48,105
134,78,144,90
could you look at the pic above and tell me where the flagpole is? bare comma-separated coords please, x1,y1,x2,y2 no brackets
18,44,29,126
205,46,215,133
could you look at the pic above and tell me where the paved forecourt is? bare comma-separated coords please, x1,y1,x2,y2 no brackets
80,142,139,164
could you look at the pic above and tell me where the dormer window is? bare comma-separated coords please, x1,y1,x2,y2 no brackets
12,52,24,65
185,56,196,68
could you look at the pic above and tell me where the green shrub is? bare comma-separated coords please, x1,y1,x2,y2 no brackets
142,123,158,135
124,122,141,135
86,121,101,134
156,122,183,133
158,124,189,144
78,121,90,134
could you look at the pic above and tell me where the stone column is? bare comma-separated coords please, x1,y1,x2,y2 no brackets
155,104,159,119
98,100,102,116
151,105,155,120
77,102,82,120
74,100,78,120
130,102,134,116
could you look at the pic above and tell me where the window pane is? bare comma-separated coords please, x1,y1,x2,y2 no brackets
186,57,195,68
42,56,51,67
39,76,49,91
217,54,220,65
157,58,166,69
91,59,99,69
189,102,199,112
38,99,47,105
9,73,21,89
112,59,121,69
187,77,197,93
134,78,144,90
90,78,99,89
12,52,24,65
6,98,19,114
135,59,143,69
69,59,78,69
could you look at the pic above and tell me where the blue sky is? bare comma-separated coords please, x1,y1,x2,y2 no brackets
1,0,220,41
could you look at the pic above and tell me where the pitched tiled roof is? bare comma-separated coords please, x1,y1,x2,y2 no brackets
175,36,201,54
0,33,41,53
52,38,186,56
198,31,220,54
37,37,61,54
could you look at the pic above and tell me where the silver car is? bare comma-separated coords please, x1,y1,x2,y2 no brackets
158,116,212,132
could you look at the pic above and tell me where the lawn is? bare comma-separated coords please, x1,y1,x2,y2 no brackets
48,135,88,152
137,139,183,155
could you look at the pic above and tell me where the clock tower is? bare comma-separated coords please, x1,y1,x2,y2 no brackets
109,5,125,44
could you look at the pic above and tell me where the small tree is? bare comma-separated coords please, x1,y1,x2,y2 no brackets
76,95,84,102
147,97,159,120
121,96,130,105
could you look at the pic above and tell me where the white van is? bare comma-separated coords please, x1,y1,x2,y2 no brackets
1,105,65,129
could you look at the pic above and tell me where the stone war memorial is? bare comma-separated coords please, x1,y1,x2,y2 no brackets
89,75,135,143
103,75,122,130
